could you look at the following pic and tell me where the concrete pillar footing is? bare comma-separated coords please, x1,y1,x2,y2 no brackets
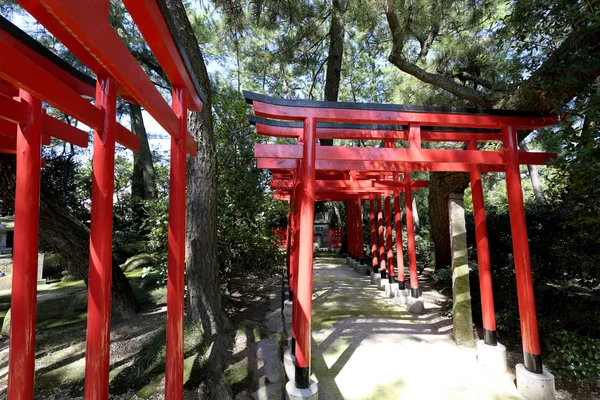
283,350,295,382
385,282,399,298
376,277,389,291
516,363,555,400
406,296,425,314
285,379,318,400
283,300,293,313
394,289,409,305
370,272,381,285
476,340,507,373
358,263,369,275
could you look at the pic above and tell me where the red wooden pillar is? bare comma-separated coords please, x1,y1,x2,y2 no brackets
165,86,188,399
345,200,353,258
8,90,42,400
503,126,542,373
356,198,364,263
369,197,378,273
385,193,394,281
377,195,386,277
404,175,419,298
85,75,117,399
290,166,302,355
294,117,316,388
468,141,497,346
285,198,293,288
394,190,406,289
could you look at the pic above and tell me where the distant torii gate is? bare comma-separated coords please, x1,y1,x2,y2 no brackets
245,91,558,398
1,4,204,398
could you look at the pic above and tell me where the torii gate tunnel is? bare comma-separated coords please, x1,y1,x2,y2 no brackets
245,91,558,392
0,2,204,398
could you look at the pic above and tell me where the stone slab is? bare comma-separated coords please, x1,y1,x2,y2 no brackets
370,272,381,285
385,282,399,298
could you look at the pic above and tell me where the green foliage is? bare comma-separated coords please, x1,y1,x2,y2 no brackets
213,85,284,287
546,330,600,383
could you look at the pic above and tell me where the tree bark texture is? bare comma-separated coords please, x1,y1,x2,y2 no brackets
320,0,346,146
161,0,229,340
130,103,157,201
0,154,138,319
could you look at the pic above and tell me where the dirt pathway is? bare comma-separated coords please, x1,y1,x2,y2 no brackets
310,253,523,400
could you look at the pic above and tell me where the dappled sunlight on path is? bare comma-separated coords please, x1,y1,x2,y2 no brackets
310,254,523,400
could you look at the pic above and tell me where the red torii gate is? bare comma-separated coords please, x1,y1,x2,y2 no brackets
1,3,202,398
245,91,558,397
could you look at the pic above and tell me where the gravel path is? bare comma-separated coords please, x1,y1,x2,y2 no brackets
310,253,523,400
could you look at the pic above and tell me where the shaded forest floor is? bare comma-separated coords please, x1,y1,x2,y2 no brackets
0,264,280,399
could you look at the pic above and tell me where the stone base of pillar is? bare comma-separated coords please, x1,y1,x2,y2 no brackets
285,379,318,400
476,340,508,373
385,282,399,298
376,277,389,291
283,350,295,381
346,257,352,265
351,260,358,270
358,263,369,275
284,300,293,314
406,296,425,314
516,363,555,400
370,272,381,285
394,288,409,305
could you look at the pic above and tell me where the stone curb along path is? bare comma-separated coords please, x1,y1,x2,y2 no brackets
282,253,525,400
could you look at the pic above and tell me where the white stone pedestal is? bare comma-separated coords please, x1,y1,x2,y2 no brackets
285,379,318,400
476,340,507,373
516,363,555,400
394,289,409,305
370,272,381,285
385,282,399,298
407,296,425,314
377,277,389,291
283,349,295,381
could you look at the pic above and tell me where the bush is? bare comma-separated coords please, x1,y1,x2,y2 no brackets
546,330,600,383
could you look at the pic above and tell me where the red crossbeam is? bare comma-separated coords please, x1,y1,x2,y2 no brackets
123,0,203,111
251,101,558,129
255,145,556,168
20,0,197,155
255,123,501,142
270,179,428,191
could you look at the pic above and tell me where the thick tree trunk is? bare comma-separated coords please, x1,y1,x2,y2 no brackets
320,0,346,146
130,103,157,201
0,154,138,319
160,2,232,397
428,172,470,269
520,143,545,205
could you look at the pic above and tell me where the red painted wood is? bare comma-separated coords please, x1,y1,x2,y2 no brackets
357,199,365,261
404,176,419,293
385,194,394,277
252,100,558,129
503,126,541,358
255,122,501,142
31,0,197,155
7,90,41,400
294,117,316,380
165,86,188,400
394,191,405,284
377,195,386,273
468,141,497,335
122,0,203,111
369,198,378,269
84,76,117,399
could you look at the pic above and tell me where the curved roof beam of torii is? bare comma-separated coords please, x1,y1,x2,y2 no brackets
244,91,558,129
16,0,199,155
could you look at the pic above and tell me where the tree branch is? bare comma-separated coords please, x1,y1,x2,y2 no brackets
384,5,493,107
